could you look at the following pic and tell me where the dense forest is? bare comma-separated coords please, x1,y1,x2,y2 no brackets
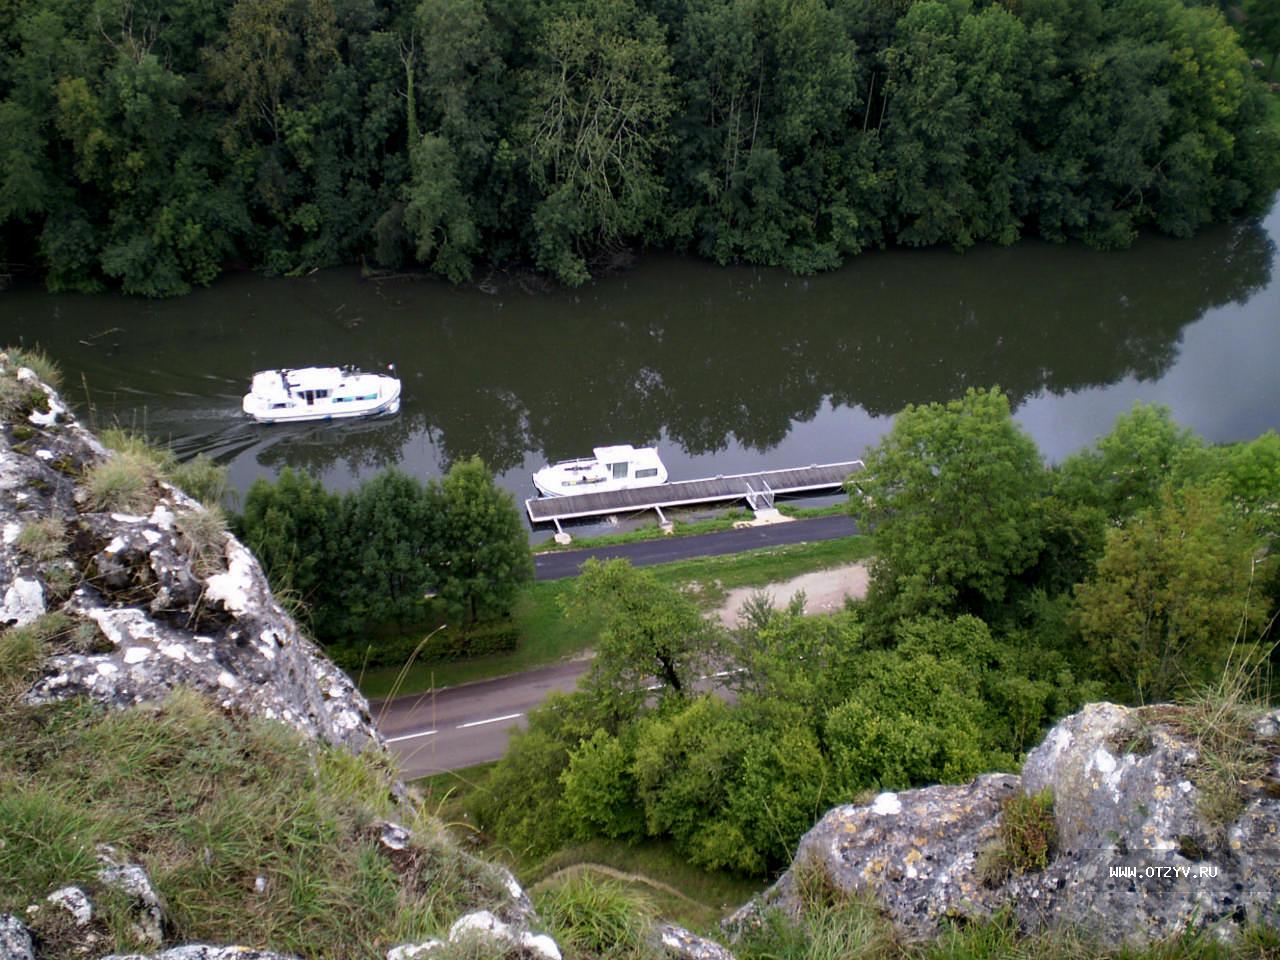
470,395,1279,876
1,0,1277,295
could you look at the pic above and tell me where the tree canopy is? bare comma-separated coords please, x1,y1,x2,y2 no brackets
2,0,1275,293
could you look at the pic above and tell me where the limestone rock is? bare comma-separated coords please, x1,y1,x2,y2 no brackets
656,923,736,960
0,359,377,752
97,846,164,946
1015,701,1280,942
731,702,1280,946
386,941,444,959
0,916,35,960
727,775,1019,940
103,947,299,960
448,910,562,960
45,886,93,925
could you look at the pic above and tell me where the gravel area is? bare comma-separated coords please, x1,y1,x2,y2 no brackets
715,563,869,627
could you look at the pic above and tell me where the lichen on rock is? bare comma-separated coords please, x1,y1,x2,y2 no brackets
0,356,376,752
729,702,1280,946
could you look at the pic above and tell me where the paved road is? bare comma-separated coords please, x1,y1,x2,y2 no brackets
379,513,860,777
533,513,858,580
373,660,589,779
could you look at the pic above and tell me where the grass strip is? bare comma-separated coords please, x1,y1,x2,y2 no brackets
358,535,870,699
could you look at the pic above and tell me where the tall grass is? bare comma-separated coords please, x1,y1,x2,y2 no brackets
6,344,62,389
84,452,158,514
534,872,658,960
15,517,67,563
0,691,517,959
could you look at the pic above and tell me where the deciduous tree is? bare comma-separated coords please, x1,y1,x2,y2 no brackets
849,387,1045,623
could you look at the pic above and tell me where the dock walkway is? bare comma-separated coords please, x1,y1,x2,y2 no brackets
526,460,863,525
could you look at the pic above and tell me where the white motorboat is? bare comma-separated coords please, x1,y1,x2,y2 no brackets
242,365,401,423
533,445,668,497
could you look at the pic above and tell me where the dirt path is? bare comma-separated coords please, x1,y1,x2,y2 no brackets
714,562,869,627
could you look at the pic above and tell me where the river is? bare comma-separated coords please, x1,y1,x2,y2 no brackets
3,202,1278,536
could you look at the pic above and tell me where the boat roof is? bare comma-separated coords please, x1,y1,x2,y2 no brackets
592,444,660,463
250,367,396,391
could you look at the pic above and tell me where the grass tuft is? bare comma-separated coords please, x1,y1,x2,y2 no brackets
0,612,75,698
534,871,658,960
977,789,1056,887
1172,650,1273,840
175,506,228,578
6,344,63,390
15,517,67,562
84,452,159,514
0,690,517,959
100,428,228,507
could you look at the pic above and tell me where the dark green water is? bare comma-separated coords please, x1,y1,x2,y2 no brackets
4,203,1278,530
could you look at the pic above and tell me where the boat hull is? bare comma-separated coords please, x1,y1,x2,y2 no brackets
245,393,400,424
242,370,401,424
532,447,668,497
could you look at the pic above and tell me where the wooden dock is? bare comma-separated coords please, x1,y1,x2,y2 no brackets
525,460,863,525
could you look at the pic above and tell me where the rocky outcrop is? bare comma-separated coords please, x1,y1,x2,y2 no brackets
728,703,1280,946
726,775,1021,940
0,353,375,751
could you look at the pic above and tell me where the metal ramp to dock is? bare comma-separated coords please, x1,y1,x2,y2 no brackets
526,460,864,526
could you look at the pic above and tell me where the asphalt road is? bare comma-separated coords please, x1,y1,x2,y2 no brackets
372,660,589,779
378,513,860,777
533,513,858,580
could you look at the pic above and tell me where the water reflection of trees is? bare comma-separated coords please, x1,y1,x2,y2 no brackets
14,215,1273,484
420,217,1273,468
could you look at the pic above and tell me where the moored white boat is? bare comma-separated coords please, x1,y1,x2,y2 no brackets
532,445,668,497
242,366,401,423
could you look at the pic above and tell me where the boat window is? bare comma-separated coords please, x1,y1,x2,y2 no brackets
315,390,328,399
635,468,658,478
611,462,628,479
270,402,289,410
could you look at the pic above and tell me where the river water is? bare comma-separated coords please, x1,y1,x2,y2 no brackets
3,202,1278,534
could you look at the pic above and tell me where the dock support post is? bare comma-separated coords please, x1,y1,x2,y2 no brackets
654,505,675,536
553,517,572,546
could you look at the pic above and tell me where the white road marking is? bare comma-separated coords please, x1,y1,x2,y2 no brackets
457,712,524,729
386,729,439,744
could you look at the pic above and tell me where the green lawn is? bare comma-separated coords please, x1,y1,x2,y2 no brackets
525,839,765,934
532,501,849,553
358,533,871,699
413,758,764,935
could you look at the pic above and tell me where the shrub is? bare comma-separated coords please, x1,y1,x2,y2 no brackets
169,454,229,507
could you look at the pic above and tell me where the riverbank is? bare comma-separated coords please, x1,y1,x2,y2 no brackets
356,534,871,699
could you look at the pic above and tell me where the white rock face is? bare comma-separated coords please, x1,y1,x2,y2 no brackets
0,915,35,960
1,577,44,626
103,948,299,960
448,911,562,960
45,887,92,925
0,362,378,752
728,703,1280,947
97,846,164,946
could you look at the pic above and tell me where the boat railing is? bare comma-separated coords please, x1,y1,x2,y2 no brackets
549,458,599,472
